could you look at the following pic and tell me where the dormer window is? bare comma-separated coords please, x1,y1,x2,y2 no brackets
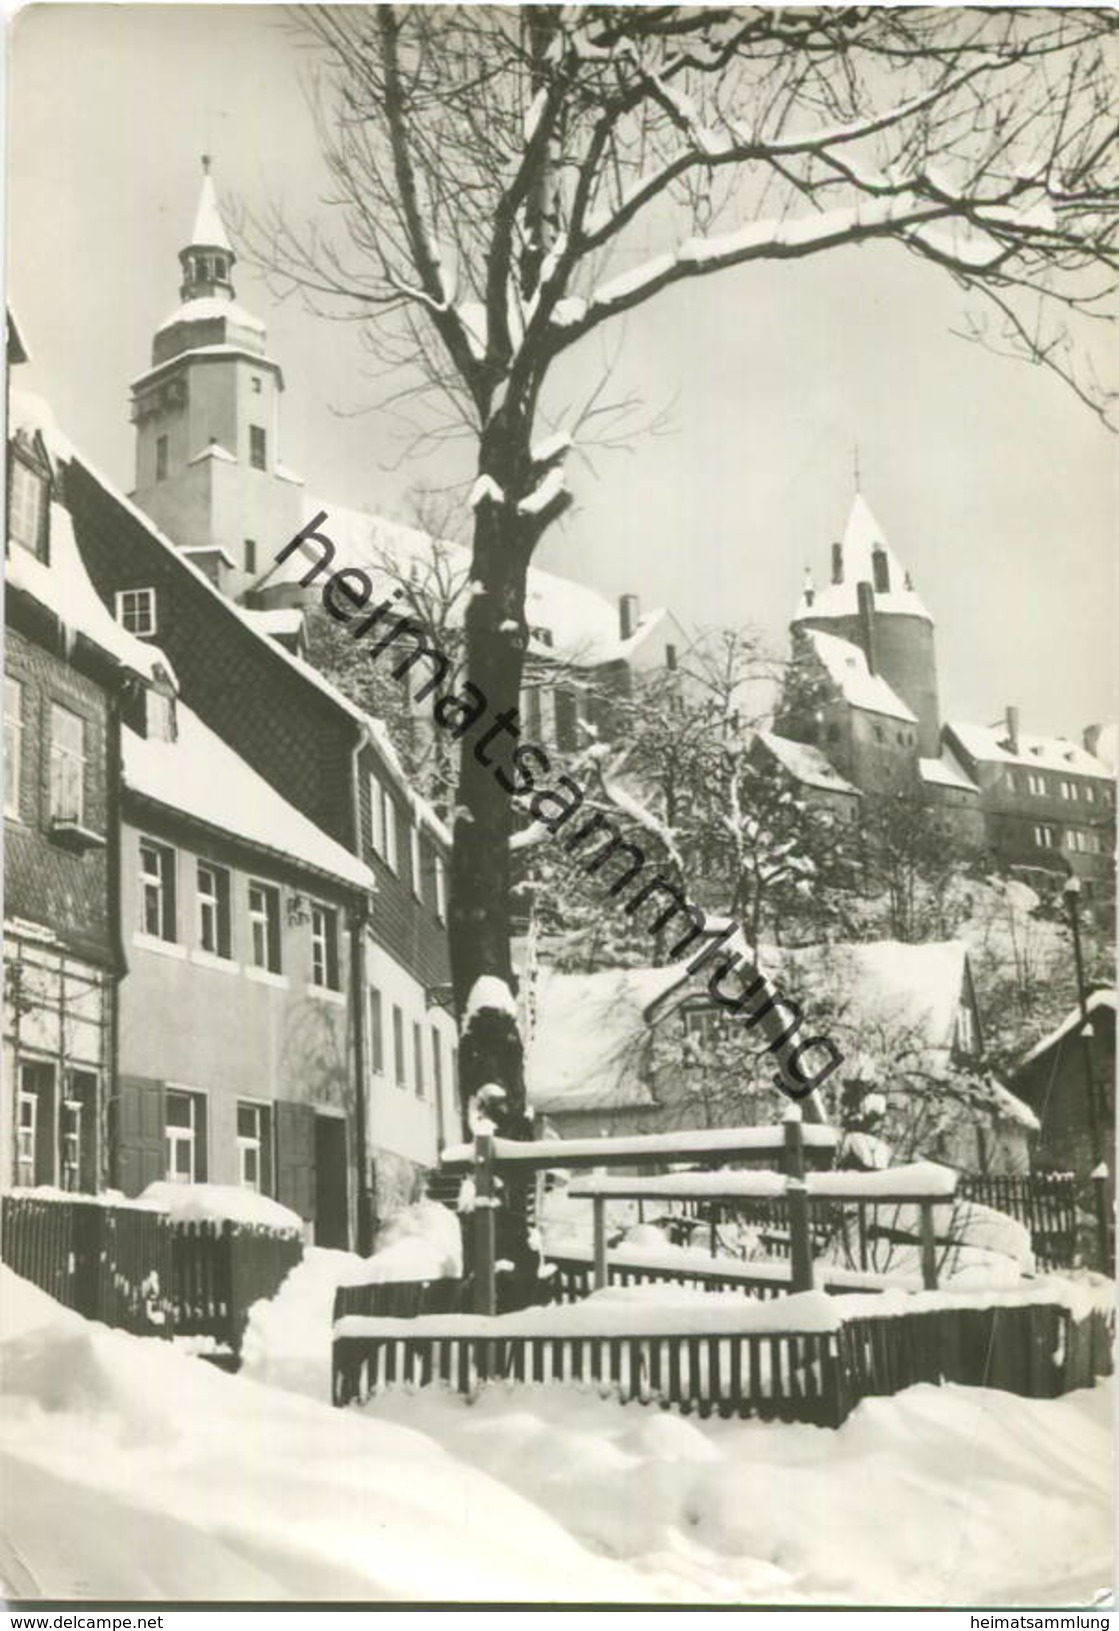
116,587,158,637
8,451,49,561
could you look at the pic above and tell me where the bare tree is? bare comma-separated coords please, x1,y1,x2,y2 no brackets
247,5,1119,1129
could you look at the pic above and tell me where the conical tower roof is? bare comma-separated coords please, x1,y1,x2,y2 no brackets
189,160,232,253
793,492,931,624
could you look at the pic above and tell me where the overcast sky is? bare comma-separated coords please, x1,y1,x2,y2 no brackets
8,4,1115,738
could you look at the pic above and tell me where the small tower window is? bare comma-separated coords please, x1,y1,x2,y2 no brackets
155,435,168,482
251,376,262,395
831,543,843,584
249,426,266,471
244,539,257,574
872,546,890,593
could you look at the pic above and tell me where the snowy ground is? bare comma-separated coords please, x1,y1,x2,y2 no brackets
2,1256,1113,1605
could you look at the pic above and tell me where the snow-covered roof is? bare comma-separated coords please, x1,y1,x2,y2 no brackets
1015,989,1115,1070
946,721,1112,779
757,730,860,796
804,628,917,723
919,747,979,794
257,497,661,669
6,391,173,687
793,494,931,624
770,939,971,1068
124,700,375,894
155,297,265,337
190,170,232,252
527,964,690,1111
241,606,305,642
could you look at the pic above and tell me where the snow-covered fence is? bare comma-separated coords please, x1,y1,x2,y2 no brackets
332,1288,1114,1426
1,1192,302,1348
959,1173,1078,1271
172,1220,304,1351
332,1277,466,1322
444,1119,840,1313
1,1192,175,1335
545,1251,893,1303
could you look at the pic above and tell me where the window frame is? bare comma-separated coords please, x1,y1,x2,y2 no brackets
368,986,385,1076
369,773,399,872
139,837,177,941
9,451,49,560
5,676,23,820
115,587,158,637
310,901,341,991
410,824,423,902
392,1004,407,1088
247,880,282,973
165,1088,206,1185
413,1021,425,1099
236,1100,273,1195
49,702,86,825
196,860,233,959
1033,823,1057,849
433,853,447,923
249,424,267,471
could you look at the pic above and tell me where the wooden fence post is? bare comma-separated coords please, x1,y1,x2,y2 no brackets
919,1201,939,1291
473,1132,496,1316
783,1111,814,1294
593,1195,608,1290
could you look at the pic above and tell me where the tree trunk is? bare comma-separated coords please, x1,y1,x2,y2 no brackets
449,482,533,1138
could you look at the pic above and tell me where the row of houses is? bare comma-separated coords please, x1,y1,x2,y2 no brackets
2,163,682,1248
4,318,458,1249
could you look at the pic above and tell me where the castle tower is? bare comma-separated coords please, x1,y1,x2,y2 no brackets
130,158,302,596
791,493,941,756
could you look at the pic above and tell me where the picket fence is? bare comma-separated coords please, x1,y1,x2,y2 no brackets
1,1191,302,1349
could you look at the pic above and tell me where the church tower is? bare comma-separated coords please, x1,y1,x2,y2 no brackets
130,159,302,597
791,493,941,757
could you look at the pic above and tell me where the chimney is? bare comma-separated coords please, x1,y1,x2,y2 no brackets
1005,705,1020,755
831,542,844,585
618,593,640,640
856,580,878,676
1083,723,1102,757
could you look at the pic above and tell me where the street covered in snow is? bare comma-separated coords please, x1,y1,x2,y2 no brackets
1,1257,1112,1607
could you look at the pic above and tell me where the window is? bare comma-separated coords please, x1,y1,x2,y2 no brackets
16,1086,37,1186
956,1004,977,1056
5,677,23,819
9,455,48,558
60,1083,85,1192
49,704,85,823
155,435,168,482
310,902,340,990
145,688,176,744
392,1005,406,1088
1085,784,1098,805
236,1102,273,1194
249,425,267,470
369,987,385,1075
451,1047,460,1111
410,824,423,901
165,1089,206,1184
244,539,257,574
251,376,262,395
433,854,447,923
248,881,282,973
431,1027,443,1114
872,723,884,743
1027,772,1046,796
1033,823,1057,849
140,839,177,940
369,773,398,871
196,861,232,958
115,587,157,637
413,1022,425,1098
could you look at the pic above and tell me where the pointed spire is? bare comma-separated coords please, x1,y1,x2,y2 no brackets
179,157,234,302
190,155,232,253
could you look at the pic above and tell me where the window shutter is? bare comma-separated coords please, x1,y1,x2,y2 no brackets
114,1076,166,1195
275,1100,316,1223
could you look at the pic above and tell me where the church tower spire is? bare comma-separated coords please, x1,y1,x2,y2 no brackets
129,158,303,594
179,155,235,302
